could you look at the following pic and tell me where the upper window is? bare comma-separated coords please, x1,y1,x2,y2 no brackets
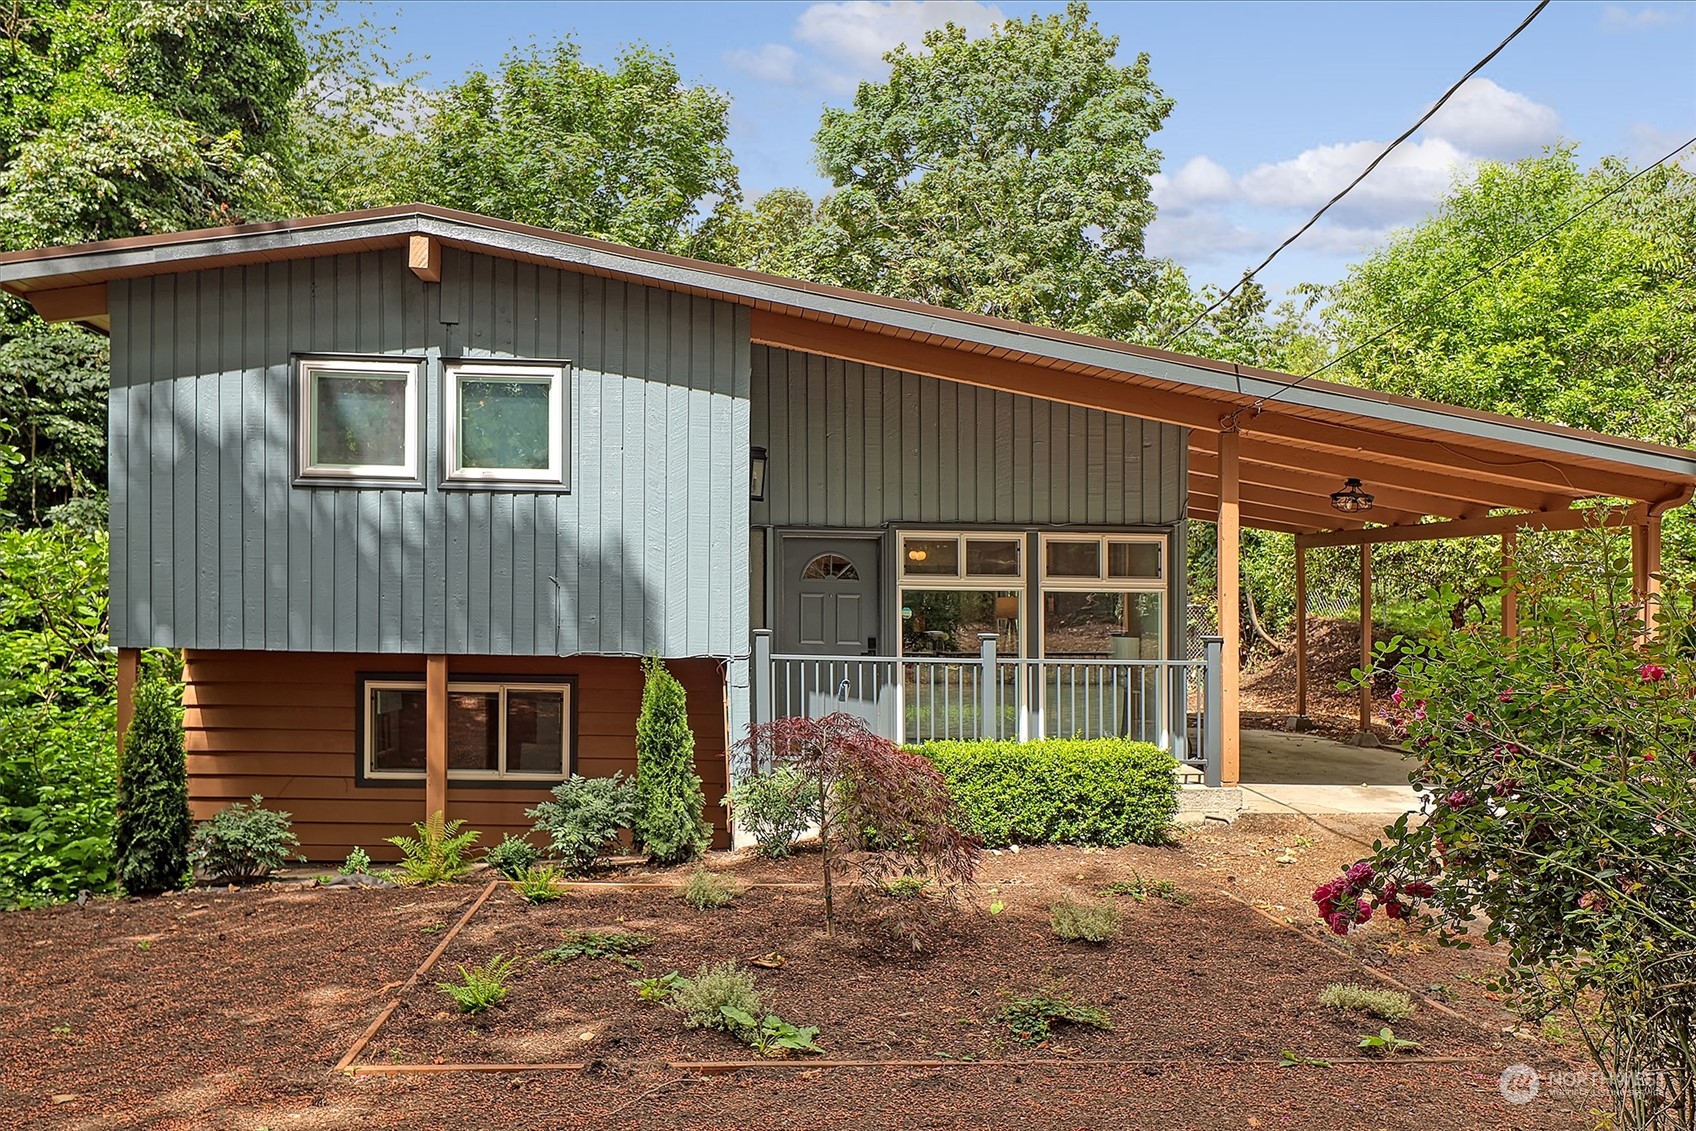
444,360,569,484
1039,534,1164,589
298,357,422,480
900,532,1023,585
800,553,860,580
363,678,572,782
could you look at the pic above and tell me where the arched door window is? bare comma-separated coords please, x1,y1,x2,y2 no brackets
800,553,860,581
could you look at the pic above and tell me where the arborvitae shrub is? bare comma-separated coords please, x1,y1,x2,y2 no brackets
112,679,191,894
633,655,710,865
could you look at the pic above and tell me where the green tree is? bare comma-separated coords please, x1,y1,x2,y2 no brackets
633,655,709,866
112,678,190,894
389,40,740,254
808,2,1179,339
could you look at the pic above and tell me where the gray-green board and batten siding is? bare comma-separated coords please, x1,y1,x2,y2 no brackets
107,247,752,659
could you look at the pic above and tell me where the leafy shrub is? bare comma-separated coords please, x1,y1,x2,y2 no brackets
718,1006,823,1056
526,773,636,874
740,714,980,939
1325,538,1696,1128
670,961,761,1031
1098,872,1191,905
634,656,710,866
916,737,1177,847
681,867,744,910
385,812,479,885
725,765,820,857
0,702,116,907
511,864,566,903
482,833,540,880
187,795,302,882
1049,897,1122,943
539,929,653,968
1317,983,1415,1023
339,846,372,876
437,955,517,1013
631,971,686,1003
1357,1026,1421,1056
112,679,191,894
0,527,118,906
1002,985,1113,1045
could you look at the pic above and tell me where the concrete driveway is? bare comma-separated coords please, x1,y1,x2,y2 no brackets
1237,729,1424,816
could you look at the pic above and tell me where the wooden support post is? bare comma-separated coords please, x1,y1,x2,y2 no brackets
426,655,448,823
1355,544,1376,746
116,647,140,758
1292,544,1309,727
1633,516,1663,636
1500,532,1518,639
1216,428,1241,788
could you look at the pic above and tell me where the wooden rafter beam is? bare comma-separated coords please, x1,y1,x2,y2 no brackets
1190,455,1476,521
1294,503,1649,550
1189,471,1429,528
1188,490,1366,533
408,234,442,282
1191,430,1582,513
27,282,107,324
1188,507,1313,537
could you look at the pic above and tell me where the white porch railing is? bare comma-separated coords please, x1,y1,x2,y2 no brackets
750,630,1225,784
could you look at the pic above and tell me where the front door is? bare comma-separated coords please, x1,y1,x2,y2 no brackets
777,536,889,730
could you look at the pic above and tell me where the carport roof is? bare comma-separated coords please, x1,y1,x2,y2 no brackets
2,203,1692,537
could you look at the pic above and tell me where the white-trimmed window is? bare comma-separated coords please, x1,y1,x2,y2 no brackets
899,531,1025,657
363,679,572,782
1038,534,1166,660
444,360,568,484
298,357,422,480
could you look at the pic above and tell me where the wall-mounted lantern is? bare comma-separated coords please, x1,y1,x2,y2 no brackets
750,446,769,501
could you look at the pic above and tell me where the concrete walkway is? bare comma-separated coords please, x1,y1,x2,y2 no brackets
1237,729,1424,816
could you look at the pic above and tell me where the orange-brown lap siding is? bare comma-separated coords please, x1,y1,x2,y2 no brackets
181,650,730,862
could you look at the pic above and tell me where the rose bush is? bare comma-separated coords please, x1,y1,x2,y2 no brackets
1320,532,1695,1130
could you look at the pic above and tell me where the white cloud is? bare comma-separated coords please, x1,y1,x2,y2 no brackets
1601,5,1687,30
1422,78,1560,158
723,44,804,86
1239,136,1470,227
795,1,1003,72
1151,155,1238,209
1145,211,1261,263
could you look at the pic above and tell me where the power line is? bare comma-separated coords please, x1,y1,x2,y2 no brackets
1235,134,1696,422
1162,0,1551,348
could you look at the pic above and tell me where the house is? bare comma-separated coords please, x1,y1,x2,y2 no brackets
2,205,1693,859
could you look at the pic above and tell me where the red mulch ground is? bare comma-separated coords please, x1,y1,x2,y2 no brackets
2,815,1598,1130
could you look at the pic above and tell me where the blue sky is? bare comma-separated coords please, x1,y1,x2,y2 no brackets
374,0,1695,294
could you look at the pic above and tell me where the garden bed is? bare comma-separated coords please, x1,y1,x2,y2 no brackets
1,816,1597,1130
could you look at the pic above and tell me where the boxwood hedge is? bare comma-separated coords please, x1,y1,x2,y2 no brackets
913,738,1177,847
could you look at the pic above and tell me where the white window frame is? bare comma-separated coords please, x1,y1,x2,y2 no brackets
362,679,572,782
898,530,1026,586
898,530,1027,658
1037,533,1166,591
1037,533,1168,660
297,356,421,480
443,360,568,484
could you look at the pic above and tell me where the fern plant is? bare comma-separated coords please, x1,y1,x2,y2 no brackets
437,954,517,1013
385,812,479,885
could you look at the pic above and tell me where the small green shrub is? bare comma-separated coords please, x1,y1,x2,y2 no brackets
1357,1026,1421,1056
512,864,566,903
1098,872,1192,905
670,961,761,1031
113,679,192,894
634,656,711,866
631,971,686,1003
725,765,821,857
1317,983,1416,1023
718,1006,823,1056
436,955,517,1013
1050,897,1122,943
880,874,929,899
1003,985,1113,1045
339,846,372,876
540,929,654,968
385,813,479,885
482,834,541,880
187,796,303,882
526,773,636,874
681,867,744,910
915,737,1177,847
